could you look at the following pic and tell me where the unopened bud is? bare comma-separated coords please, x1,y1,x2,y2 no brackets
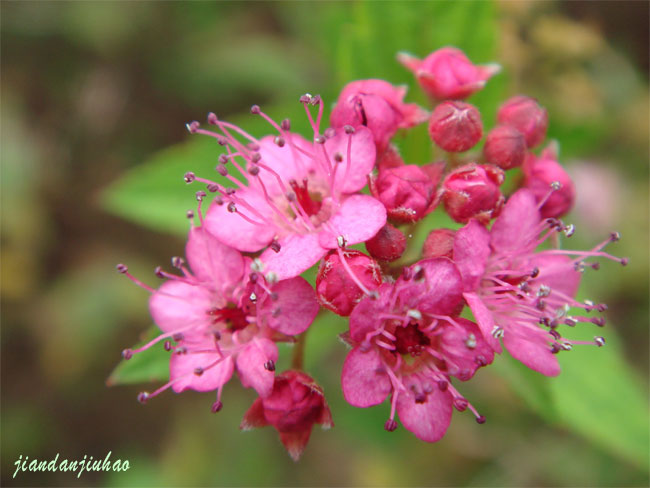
429,101,483,152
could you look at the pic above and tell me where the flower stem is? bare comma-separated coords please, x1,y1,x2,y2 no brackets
291,331,308,370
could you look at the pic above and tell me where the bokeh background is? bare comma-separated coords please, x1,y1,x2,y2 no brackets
2,1,649,486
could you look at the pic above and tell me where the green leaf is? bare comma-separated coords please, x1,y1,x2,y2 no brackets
549,325,650,469
107,326,169,386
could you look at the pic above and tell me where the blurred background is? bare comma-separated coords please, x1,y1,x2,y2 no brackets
1,1,648,486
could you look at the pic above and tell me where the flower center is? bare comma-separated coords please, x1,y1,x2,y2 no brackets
208,305,249,331
393,322,430,356
289,178,323,217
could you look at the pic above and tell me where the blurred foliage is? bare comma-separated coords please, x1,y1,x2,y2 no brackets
2,1,648,486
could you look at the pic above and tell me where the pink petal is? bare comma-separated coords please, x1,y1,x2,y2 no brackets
186,226,245,294
490,189,541,255
396,385,454,442
463,292,502,353
397,51,422,72
318,195,387,249
149,280,214,336
263,277,319,336
260,232,327,281
503,326,560,377
529,253,581,299
279,429,311,462
236,338,278,398
253,134,315,196
453,219,490,292
240,397,268,430
398,258,464,316
328,126,377,194
349,283,393,342
439,318,494,380
341,347,392,408
203,188,277,253
170,352,234,393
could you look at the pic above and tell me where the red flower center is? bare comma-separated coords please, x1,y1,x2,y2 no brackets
289,178,322,217
393,322,430,356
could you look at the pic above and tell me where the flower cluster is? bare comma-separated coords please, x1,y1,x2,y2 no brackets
117,46,625,459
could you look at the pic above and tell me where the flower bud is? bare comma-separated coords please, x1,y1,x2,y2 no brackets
371,164,437,223
240,370,333,461
497,96,548,148
523,149,575,218
429,101,483,153
366,223,407,262
316,250,381,316
331,80,428,153
442,163,504,224
483,124,526,170
398,46,500,100
422,228,456,259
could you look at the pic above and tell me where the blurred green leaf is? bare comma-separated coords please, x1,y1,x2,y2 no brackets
107,326,169,386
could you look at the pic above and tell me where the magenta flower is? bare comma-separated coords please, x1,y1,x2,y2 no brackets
241,370,333,461
341,258,493,442
186,96,386,280
330,79,428,153
398,46,500,100
119,211,319,407
453,188,624,376
523,145,576,218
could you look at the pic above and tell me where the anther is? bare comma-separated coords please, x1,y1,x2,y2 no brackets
438,380,448,391
413,266,425,282
595,336,605,347
218,154,228,164
249,292,257,302
591,262,600,271
250,152,261,163
164,341,172,351
596,303,608,312
270,292,279,301
564,318,577,327
407,309,422,320
216,164,228,176
171,257,184,268
274,136,285,147
216,137,227,146
337,235,348,248
172,333,184,342
549,329,561,340
401,267,413,280
184,172,195,183
264,360,275,372
213,330,221,341
530,267,540,278
591,317,606,327
309,94,321,106
249,272,258,284
620,257,629,266
250,104,261,114
475,355,487,366
251,258,264,272
225,188,236,195
196,190,207,201
491,326,504,339
248,142,260,151
454,398,468,412
214,195,223,205
537,284,551,297
333,152,343,163
121,349,133,360
208,184,220,193
266,271,278,285
286,191,296,202
314,135,326,144
248,165,260,176
116,263,128,274
194,367,204,376
551,343,561,354
299,93,312,104
227,202,237,213
561,342,573,351
186,210,195,219
415,393,427,404
324,128,336,139
154,266,165,278
610,231,621,242
270,240,281,253
343,125,355,134
186,121,200,133
272,307,281,318
384,419,398,432
211,401,223,413
281,119,291,131
564,224,575,237
550,181,562,190
175,346,187,355
137,392,149,404
465,334,477,349
476,415,486,424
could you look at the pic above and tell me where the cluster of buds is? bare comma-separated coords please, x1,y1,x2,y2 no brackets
116,46,625,459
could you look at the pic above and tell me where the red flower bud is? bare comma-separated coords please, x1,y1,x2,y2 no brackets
422,228,456,259
497,96,548,148
316,250,381,316
523,148,575,218
429,101,483,153
442,163,504,224
483,124,527,170
371,164,437,223
241,370,333,461
366,223,407,262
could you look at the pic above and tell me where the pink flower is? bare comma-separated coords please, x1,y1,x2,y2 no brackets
187,96,386,281
118,209,319,407
523,145,575,218
241,370,333,461
341,258,493,442
331,79,428,153
497,95,548,148
453,189,624,376
398,46,500,100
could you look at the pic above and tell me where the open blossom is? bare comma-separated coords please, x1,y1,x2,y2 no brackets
118,209,319,407
453,189,624,375
398,46,500,100
331,79,428,153
186,95,386,281
341,258,493,442
241,370,333,461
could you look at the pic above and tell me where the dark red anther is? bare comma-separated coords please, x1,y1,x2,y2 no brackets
591,317,606,327
476,415,486,424
164,341,172,351
270,240,281,253
281,118,291,131
207,112,218,124
414,392,427,404
137,392,149,404
384,419,398,432
184,172,195,183
438,380,448,391
211,401,223,413
250,104,261,114
171,256,184,268
227,202,236,213
116,263,128,274
121,349,133,360
343,125,355,134
186,210,195,219
207,184,219,193
172,333,184,342
154,266,164,278
264,360,275,372
454,398,468,412
194,367,204,376
530,267,540,278
413,267,425,282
